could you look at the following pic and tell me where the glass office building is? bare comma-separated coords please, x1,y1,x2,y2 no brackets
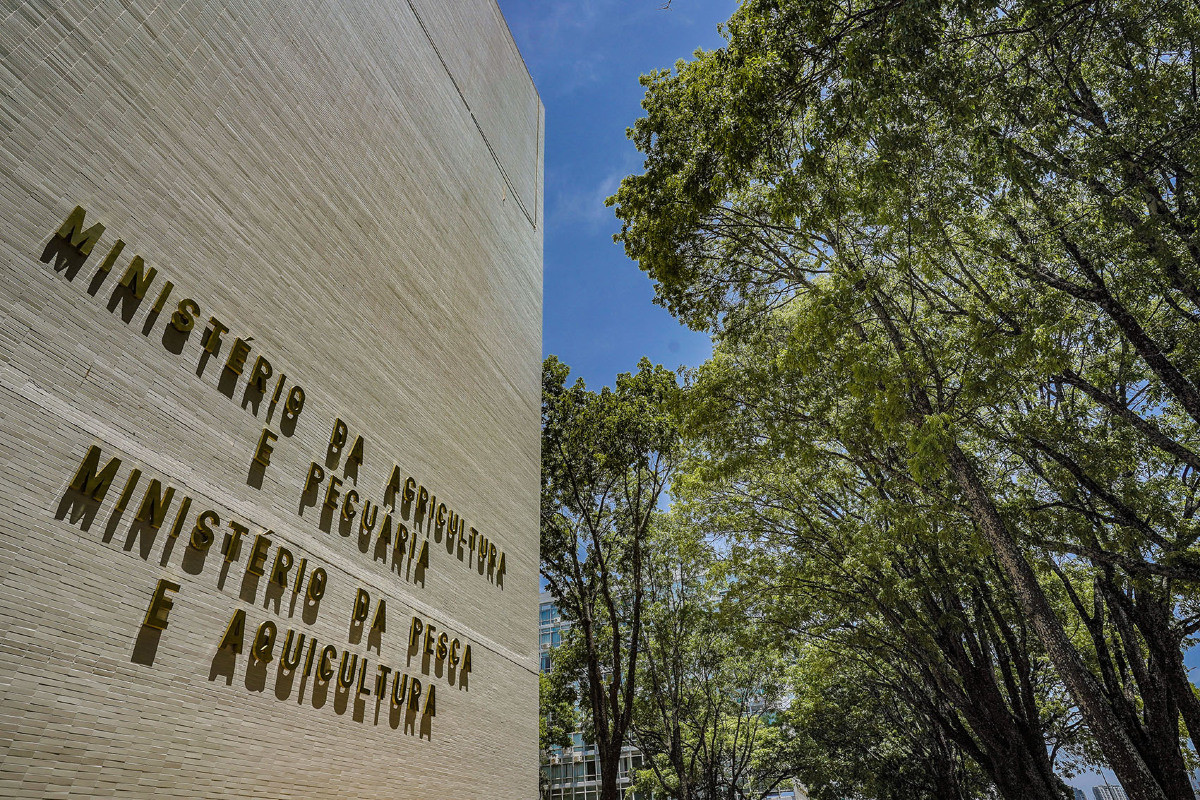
539,593,648,800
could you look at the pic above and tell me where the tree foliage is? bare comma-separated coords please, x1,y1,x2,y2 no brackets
611,1,1200,797
784,645,994,800
675,322,1085,799
631,515,794,800
541,355,682,800
541,669,578,753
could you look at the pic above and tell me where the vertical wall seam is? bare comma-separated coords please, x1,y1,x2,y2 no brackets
403,0,539,231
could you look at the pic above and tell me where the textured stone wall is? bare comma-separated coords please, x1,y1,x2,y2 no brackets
0,1,542,797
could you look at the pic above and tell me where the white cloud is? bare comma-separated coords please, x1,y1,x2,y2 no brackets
547,154,639,233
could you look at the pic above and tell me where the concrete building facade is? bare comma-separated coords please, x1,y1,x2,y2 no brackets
0,2,542,798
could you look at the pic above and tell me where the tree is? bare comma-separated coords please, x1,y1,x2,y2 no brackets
675,320,1085,800
541,356,682,800
541,668,578,800
541,670,577,753
784,645,994,800
611,1,1200,796
631,515,794,800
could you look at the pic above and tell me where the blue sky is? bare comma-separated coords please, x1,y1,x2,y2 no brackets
496,0,737,390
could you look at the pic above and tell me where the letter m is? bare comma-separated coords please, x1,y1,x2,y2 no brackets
69,445,122,502
55,206,105,257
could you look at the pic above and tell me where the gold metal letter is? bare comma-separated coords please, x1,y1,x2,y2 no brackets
150,281,174,314
117,256,156,299
376,665,392,695
281,629,305,670
190,510,220,550
303,639,317,677
337,651,358,689
246,533,272,576
356,658,371,695
342,490,358,522
285,385,305,418
370,600,386,637
424,625,436,656
68,445,121,502
114,469,141,513
224,337,251,375
56,206,105,256
323,475,342,511
415,486,429,525
253,620,277,662
219,608,246,653
352,588,371,625
142,579,180,630
270,547,293,588
385,466,401,507
359,500,378,534
253,428,277,468
347,435,364,470
248,355,273,393
168,497,191,538
293,558,308,594
202,317,228,354
97,240,124,274
318,645,337,682
135,479,175,529
306,568,327,602
223,520,248,563
304,462,324,495
170,299,199,332
329,418,348,452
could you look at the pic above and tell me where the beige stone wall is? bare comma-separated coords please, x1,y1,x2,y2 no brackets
0,1,542,798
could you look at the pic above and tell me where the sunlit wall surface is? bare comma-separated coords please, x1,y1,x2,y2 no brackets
0,2,543,798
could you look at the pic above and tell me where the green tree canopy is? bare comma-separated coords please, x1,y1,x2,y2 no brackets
541,356,682,800
611,2,1200,797
631,514,795,800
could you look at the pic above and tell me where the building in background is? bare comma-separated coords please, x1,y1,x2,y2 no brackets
1073,789,1088,800
540,593,648,800
1094,785,1130,800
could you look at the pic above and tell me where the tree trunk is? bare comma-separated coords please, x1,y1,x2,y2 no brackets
941,442,1172,800
599,746,623,800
